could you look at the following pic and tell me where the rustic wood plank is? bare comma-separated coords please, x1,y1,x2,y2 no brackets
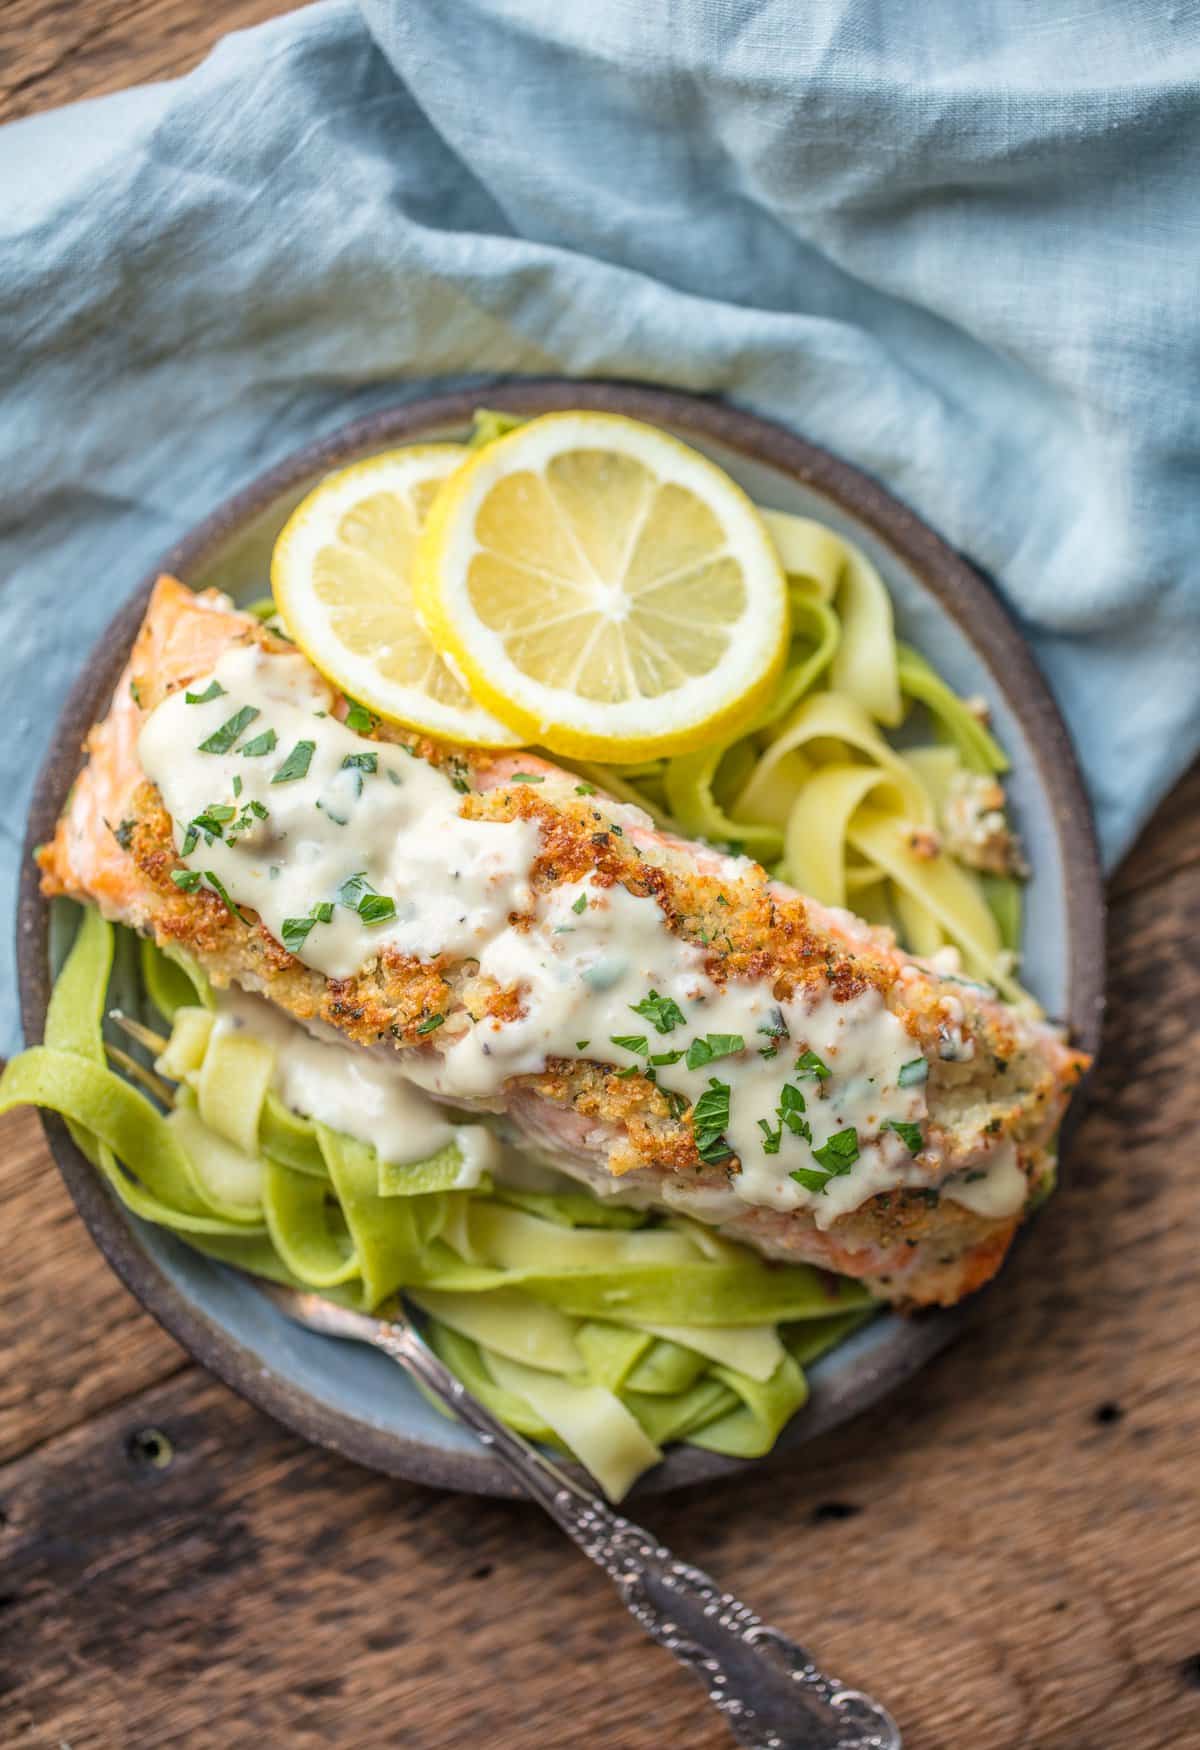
0,0,303,125
2,850,1197,1750
0,1105,188,1463
1110,756,1200,900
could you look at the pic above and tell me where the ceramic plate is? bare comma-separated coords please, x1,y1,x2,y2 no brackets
17,382,1105,1498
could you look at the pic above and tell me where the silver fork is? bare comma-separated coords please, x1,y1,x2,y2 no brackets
256,1281,901,1750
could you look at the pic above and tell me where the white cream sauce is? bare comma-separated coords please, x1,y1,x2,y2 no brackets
419,879,929,1227
942,1142,1026,1219
140,648,936,1227
210,987,497,1185
139,644,540,981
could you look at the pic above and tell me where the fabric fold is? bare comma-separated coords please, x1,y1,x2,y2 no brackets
2,0,1197,1052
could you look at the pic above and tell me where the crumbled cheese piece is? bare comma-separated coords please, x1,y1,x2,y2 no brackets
941,773,1030,878
907,827,942,861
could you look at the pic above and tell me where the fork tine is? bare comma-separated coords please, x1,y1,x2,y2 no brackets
107,1009,169,1055
104,1041,176,1107
251,1276,392,1342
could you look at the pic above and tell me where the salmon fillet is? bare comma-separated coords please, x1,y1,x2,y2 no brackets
40,575,1089,1306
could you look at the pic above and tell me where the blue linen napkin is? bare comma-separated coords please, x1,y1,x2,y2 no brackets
2,0,1197,1053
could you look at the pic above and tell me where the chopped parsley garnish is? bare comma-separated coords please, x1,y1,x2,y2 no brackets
336,871,370,907
416,1013,446,1035
170,869,202,892
882,1118,924,1154
811,1127,860,1175
232,775,243,798
111,818,135,851
685,1032,745,1070
898,1058,928,1087
271,739,316,784
451,776,470,794
794,1049,830,1080
226,798,269,844
614,1064,642,1079
789,1127,858,1196
777,1083,811,1142
386,768,404,787
691,1077,733,1162
571,892,588,915
334,871,396,925
202,870,252,925
510,772,544,784
649,1049,684,1067
631,989,686,1035
696,1135,734,1165
664,1088,689,1120
575,1040,590,1051
316,800,348,826
198,705,259,755
180,802,236,855
185,680,226,705
758,1118,782,1155
692,1080,731,1130
789,1167,833,1195
574,782,596,796
341,750,378,797
240,728,278,758
757,1009,788,1040
281,909,325,954
610,1034,649,1056
344,700,377,734
129,679,142,707
758,1044,779,1061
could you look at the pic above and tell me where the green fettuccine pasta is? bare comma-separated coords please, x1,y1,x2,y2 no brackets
2,908,869,1499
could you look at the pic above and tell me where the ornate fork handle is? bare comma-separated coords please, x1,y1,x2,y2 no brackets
376,1317,900,1750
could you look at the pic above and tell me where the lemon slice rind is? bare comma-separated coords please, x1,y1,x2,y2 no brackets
413,412,789,762
271,446,523,748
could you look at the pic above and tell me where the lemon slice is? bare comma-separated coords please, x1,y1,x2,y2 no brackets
271,446,522,746
413,412,788,760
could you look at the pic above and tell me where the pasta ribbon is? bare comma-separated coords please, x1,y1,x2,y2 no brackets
623,512,1029,999
4,906,870,1497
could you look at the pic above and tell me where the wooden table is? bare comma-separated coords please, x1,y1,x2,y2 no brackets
3,7,1199,1746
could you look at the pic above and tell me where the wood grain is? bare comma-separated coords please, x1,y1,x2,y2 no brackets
0,0,302,125
2,5,1199,1747
0,1116,185,1464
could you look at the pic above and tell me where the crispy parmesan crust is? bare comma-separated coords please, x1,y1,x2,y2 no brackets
39,576,1089,1307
